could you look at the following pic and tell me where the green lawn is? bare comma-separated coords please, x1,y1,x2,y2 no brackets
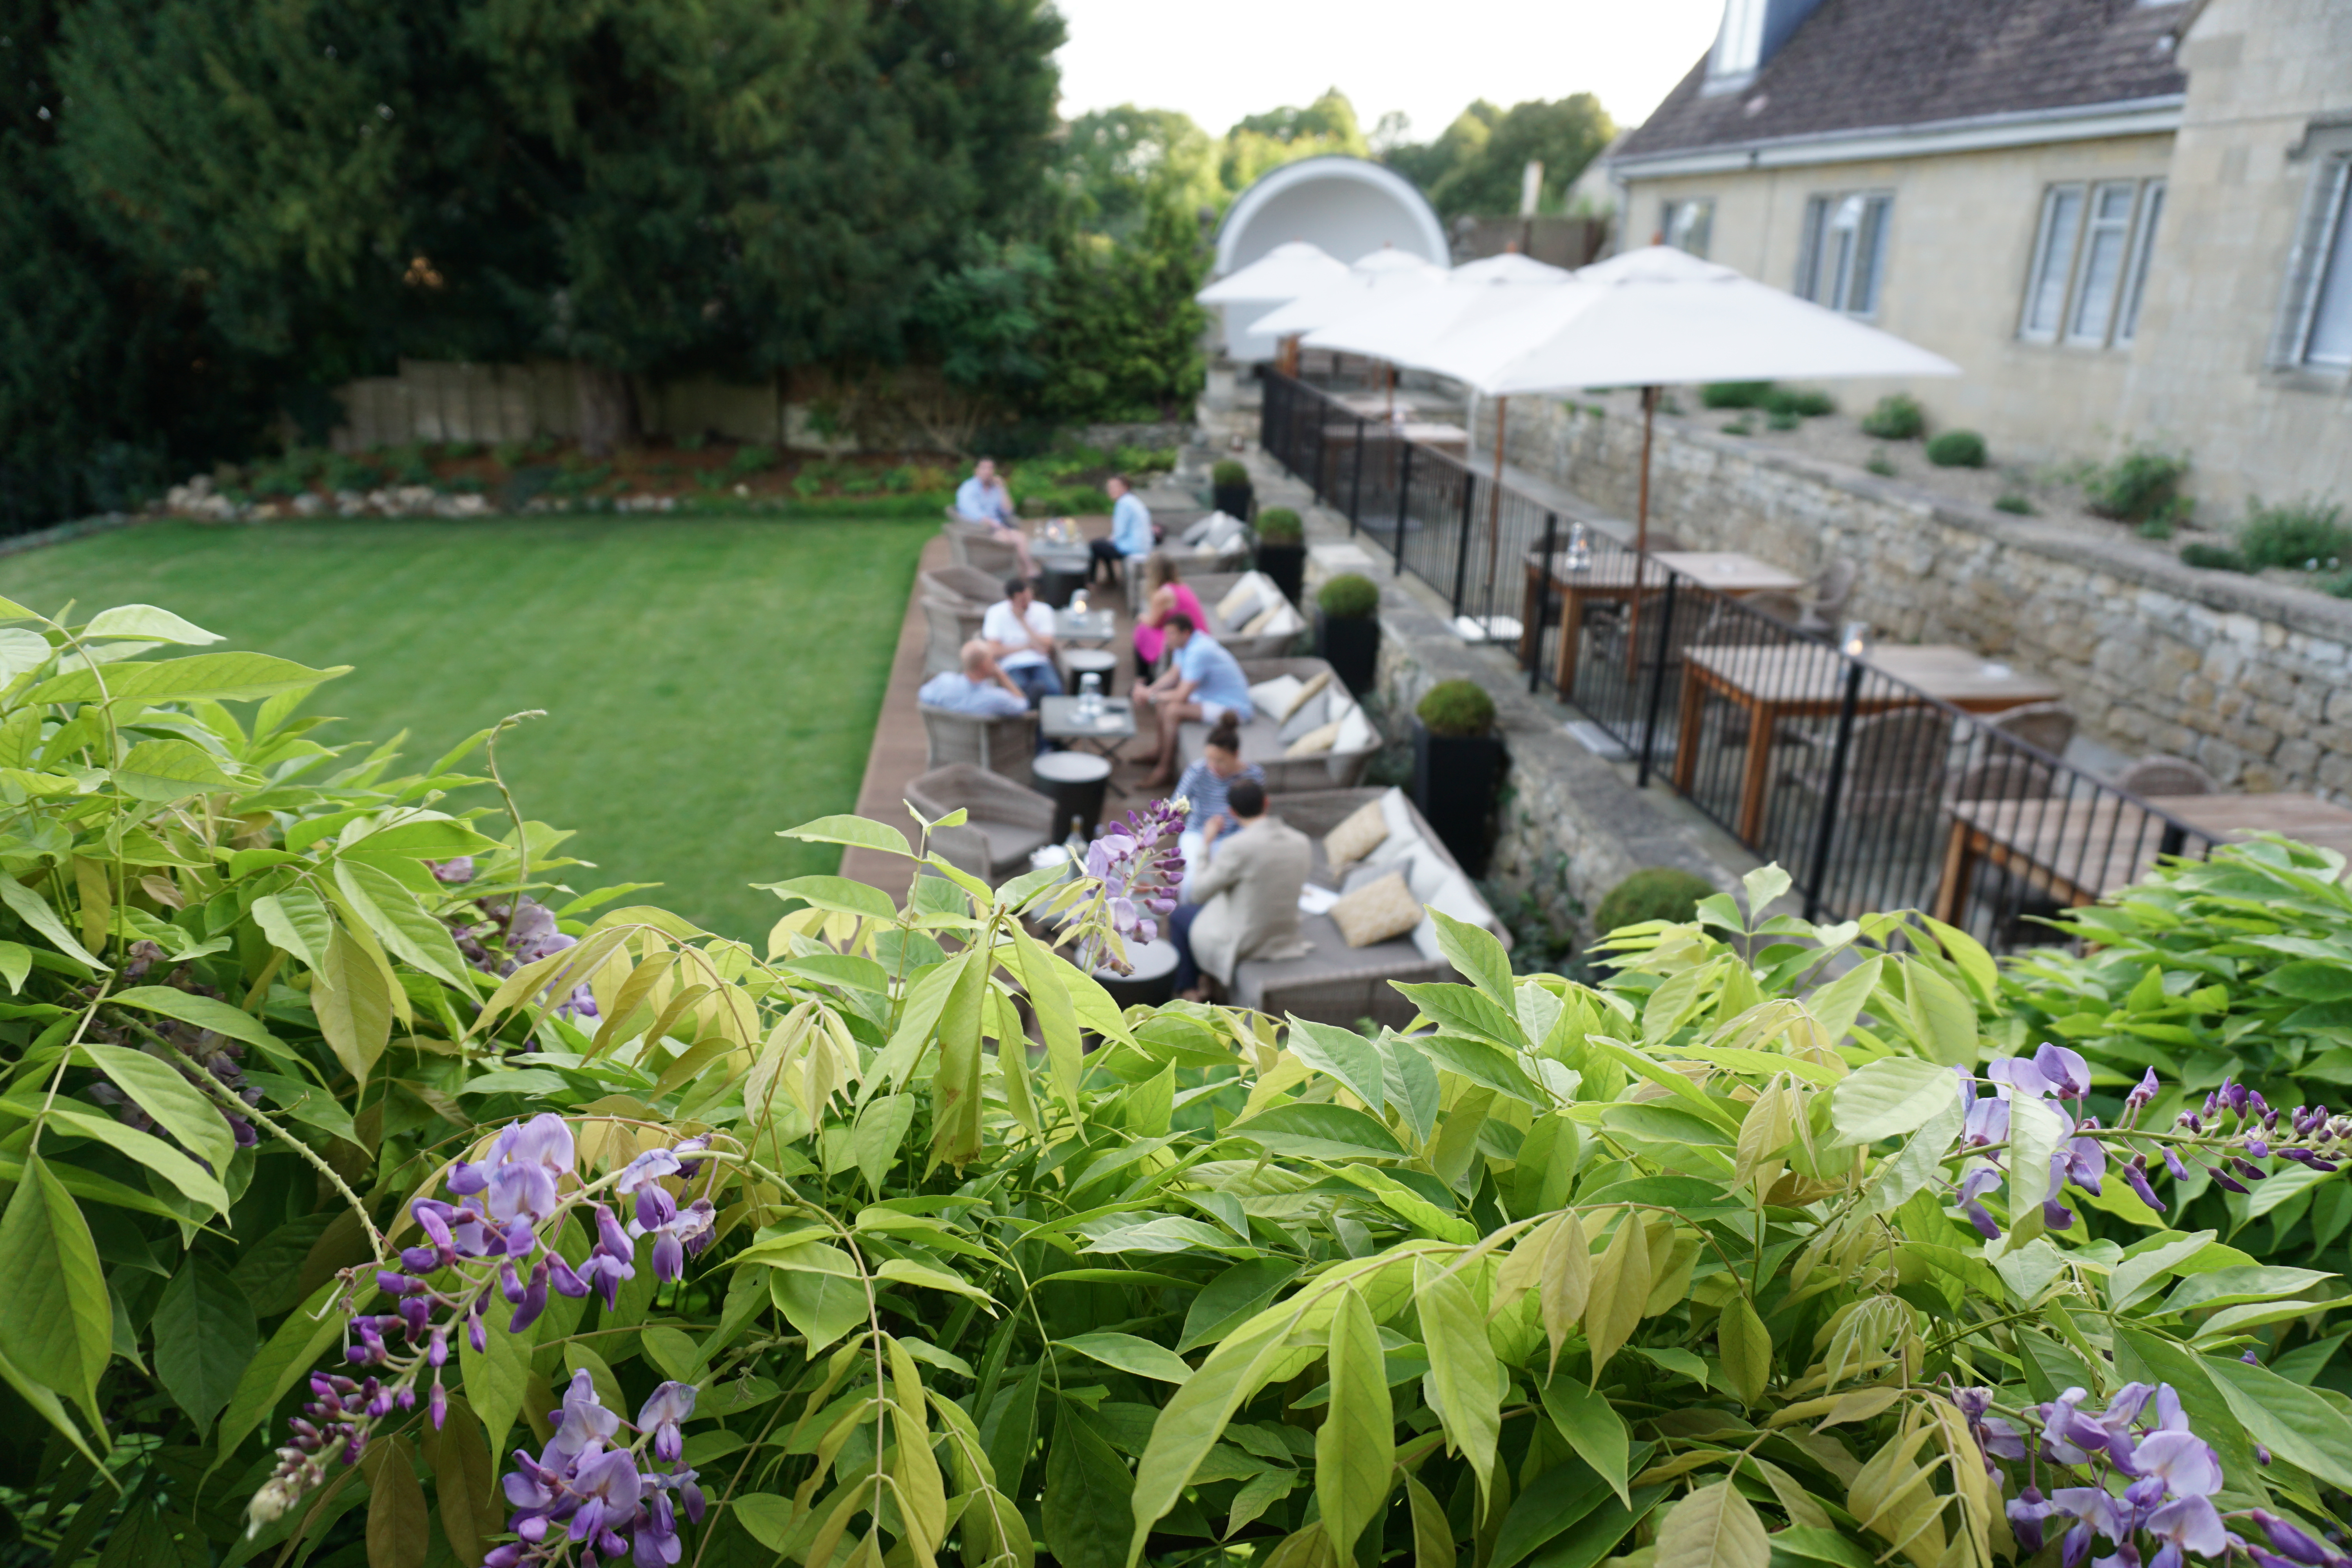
1,514,934,939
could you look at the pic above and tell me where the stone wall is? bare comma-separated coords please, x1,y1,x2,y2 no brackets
1481,394,2352,795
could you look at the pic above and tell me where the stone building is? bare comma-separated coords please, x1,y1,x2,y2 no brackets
1606,0,2352,512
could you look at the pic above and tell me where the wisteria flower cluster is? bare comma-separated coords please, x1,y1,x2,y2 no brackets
245,1116,711,1538
2174,1080,2349,1185
490,1370,706,1568
1072,798,1186,975
432,854,599,1019
1953,1381,2342,1568
86,938,264,1148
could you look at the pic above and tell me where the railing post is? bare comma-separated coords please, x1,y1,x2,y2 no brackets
1310,399,1327,506
1260,374,1277,457
1451,468,1477,619
1348,416,1366,533
1635,573,1679,787
1394,442,1413,576
1802,658,1868,920
1529,511,1557,693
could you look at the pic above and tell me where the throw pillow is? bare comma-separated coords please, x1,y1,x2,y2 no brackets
1285,668,1332,717
1334,702,1377,755
1285,720,1340,757
1329,870,1421,948
1278,693,1329,744
1216,577,1261,622
1322,797,1389,871
1260,603,1305,636
1248,675,1303,721
1412,870,1502,961
1241,603,1280,637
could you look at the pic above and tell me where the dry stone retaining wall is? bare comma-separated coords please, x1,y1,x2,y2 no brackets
1479,396,2352,796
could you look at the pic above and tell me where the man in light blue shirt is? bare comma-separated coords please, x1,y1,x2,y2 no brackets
1131,613,1253,788
951,458,1033,577
1089,473,1155,587
918,642,1030,719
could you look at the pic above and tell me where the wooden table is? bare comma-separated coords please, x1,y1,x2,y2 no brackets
1933,791,2352,922
1673,643,2063,844
1516,550,1808,692
1330,391,1426,419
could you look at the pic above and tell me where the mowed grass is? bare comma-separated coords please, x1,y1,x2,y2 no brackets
0,515,934,939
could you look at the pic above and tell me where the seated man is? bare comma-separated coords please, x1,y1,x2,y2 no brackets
1130,612,1250,789
1168,778,1311,1001
918,640,1029,717
980,575,1063,708
1089,473,1154,587
952,457,1034,577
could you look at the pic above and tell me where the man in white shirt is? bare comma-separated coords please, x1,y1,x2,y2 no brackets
980,575,1063,707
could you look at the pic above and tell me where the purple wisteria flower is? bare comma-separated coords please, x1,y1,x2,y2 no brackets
487,1372,705,1568
1073,798,1186,975
449,896,600,1020
244,1118,712,1544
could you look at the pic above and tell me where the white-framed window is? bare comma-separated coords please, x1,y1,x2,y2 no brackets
1660,198,1715,258
2017,178,2163,349
1796,192,1892,317
2278,154,2352,370
1705,0,1768,93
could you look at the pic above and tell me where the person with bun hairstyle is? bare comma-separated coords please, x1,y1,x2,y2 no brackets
1171,713,1264,893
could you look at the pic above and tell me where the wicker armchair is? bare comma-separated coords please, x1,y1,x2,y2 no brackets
2116,754,2219,797
924,564,1005,608
1224,788,1512,1029
919,704,1037,782
1776,706,1952,824
903,765,1058,882
1984,701,2077,758
921,597,987,676
1795,559,1858,635
943,510,1023,575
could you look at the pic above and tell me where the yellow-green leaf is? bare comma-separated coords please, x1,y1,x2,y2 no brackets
1655,1480,1768,1568
1586,1213,1653,1383
1717,1295,1772,1406
0,1151,112,1429
314,925,393,1091
1316,1285,1394,1562
1417,1258,1501,1495
363,1435,430,1568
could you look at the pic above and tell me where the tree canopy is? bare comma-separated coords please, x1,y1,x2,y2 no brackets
1383,94,1617,220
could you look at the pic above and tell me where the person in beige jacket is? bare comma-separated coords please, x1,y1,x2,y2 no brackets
1169,778,1313,1000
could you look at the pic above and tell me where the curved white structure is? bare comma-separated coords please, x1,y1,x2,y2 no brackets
1210,157,1448,362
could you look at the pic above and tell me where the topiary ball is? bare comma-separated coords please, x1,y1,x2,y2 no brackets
1858,394,1925,441
1925,430,1988,468
1255,506,1303,543
1212,459,1250,488
1318,573,1379,619
1416,679,1496,738
1591,867,1719,936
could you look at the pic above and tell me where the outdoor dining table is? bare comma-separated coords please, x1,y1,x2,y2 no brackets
1330,391,1426,419
1516,549,1808,692
1031,542,1093,608
1038,695,1136,770
1932,790,2352,924
1054,607,1116,646
1673,642,2063,844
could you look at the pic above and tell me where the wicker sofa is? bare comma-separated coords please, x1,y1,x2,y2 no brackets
1175,657,1382,791
1222,788,1512,1028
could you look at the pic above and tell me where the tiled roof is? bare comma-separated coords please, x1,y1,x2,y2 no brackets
1615,0,2190,164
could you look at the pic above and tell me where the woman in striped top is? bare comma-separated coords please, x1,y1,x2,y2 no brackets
1171,715,1263,895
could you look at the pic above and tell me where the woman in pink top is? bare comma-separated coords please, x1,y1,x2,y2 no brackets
1133,554,1207,671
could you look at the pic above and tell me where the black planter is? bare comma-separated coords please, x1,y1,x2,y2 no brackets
1255,541,1305,607
1412,719,1507,878
1212,481,1254,520
1315,610,1380,695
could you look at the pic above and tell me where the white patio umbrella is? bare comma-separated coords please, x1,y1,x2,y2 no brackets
1408,246,1961,644
1242,249,1448,340
1194,240,1347,305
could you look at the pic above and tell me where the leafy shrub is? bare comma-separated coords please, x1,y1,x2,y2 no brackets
1994,492,2035,515
2237,494,2351,571
675,431,708,452
1414,677,1495,737
1254,506,1303,543
1926,429,1988,468
1701,380,1771,409
2179,541,2248,572
1211,457,1249,488
1858,392,1925,439
1721,417,1755,436
0,603,2341,1568
1317,571,1379,618
726,443,779,476
1866,450,1898,477
493,439,531,469
879,465,915,493
322,453,384,493
440,440,481,459
2083,443,2191,527
1756,386,1834,418
791,473,824,499
1590,865,1718,935
1766,410,1800,431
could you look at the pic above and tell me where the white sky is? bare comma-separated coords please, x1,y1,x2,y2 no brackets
1050,0,1725,142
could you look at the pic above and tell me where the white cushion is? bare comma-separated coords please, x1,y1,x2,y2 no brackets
1334,702,1376,754
1181,512,1233,546
1277,692,1330,744
1411,868,1503,961
1215,575,1263,622
1249,675,1304,721
1360,791,1421,868
1257,602,1305,637
1205,514,1247,548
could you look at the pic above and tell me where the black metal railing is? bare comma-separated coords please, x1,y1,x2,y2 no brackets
1259,369,2225,947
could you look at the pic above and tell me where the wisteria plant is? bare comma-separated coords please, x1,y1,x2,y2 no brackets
5,600,2352,1568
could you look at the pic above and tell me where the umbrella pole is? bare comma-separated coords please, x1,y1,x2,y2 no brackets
1626,385,1660,661
1481,396,1509,626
